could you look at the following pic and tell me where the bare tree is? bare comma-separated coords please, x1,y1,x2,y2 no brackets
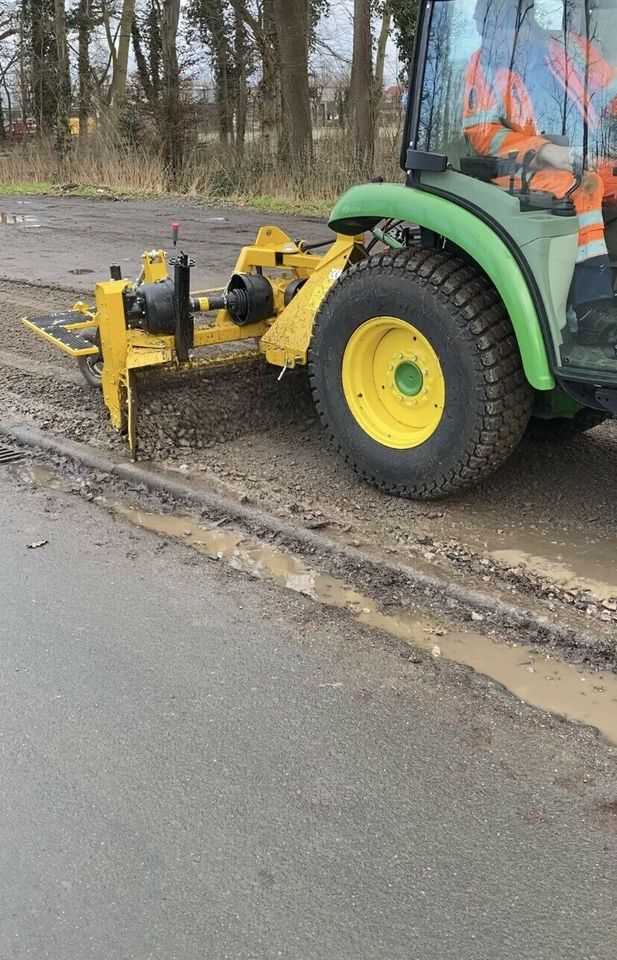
161,0,182,178
230,0,249,147
24,0,58,132
77,0,92,138
54,0,70,151
274,0,312,166
350,0,374,171
375,2,391,93
108,0,136,114
238,0,281,153
131,0,162,108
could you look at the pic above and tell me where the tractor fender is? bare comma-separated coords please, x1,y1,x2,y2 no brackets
329,183,555,391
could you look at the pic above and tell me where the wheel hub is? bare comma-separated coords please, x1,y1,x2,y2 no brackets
394,360,423,397
341,316,445,449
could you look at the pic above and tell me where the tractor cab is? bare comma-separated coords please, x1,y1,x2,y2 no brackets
405,0,617,393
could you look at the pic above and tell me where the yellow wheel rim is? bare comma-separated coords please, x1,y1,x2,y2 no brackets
342,316,445,449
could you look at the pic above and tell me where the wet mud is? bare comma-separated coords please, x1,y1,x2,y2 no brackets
2,200,617,636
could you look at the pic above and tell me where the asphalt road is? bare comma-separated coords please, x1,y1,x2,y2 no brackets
0,464,615,960
1,195,327,290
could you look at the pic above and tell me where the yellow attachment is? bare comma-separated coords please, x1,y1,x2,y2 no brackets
95,279,133,432
22,229,371,457
259,233,364,369
342,317,445,449
142,250,168,283
194,297,214,312
22,310,99,358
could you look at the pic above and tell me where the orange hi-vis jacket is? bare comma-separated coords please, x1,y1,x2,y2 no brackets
463,34,617,264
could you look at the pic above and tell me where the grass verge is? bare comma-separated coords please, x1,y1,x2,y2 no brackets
0,130,404,216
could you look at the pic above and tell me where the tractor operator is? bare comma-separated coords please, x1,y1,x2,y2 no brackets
463,0,617,343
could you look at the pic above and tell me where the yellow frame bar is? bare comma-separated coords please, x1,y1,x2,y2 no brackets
22,227,368,457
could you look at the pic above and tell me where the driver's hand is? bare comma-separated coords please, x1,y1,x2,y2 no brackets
536,143,574,172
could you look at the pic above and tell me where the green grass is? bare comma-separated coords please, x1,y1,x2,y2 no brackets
237,194,333,217
0,180,57,195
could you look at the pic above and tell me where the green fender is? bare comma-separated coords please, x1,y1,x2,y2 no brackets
329,183,555,391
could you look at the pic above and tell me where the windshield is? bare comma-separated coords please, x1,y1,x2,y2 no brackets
416,0,617,379
417,0,617,177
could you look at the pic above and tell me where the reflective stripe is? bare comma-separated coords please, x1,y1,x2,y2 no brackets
578,210,605,229
487,128,510,155
463,110,500,129
576,239,609,263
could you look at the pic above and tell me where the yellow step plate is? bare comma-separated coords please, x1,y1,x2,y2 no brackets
22,312,99,358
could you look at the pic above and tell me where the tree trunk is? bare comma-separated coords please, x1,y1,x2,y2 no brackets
216,54,231,145
132,18,155,105
108,0,136,115
189,1,233,145
274,0,312,167
161,0,182,181
375,4,391,93
350,0,374,173
54,0,71,154
258,0,280,154
374,3,391,151
19,10,27,132
77,0,91,138
148,0,162,102
3,83,12,136
26,0,57,133
231,0,248,148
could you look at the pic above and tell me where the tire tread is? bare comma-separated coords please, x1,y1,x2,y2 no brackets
308,249,534,499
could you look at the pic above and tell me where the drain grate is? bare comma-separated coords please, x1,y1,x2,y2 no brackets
0,444,25,464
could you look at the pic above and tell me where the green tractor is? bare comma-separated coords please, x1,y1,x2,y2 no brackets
25,0,617,499
315,0,617,497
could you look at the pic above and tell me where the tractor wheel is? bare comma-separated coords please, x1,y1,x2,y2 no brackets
308,250,534,500
527,407,610,441
77,328,103,389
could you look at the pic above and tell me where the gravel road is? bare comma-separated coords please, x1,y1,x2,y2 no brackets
3,194,617,641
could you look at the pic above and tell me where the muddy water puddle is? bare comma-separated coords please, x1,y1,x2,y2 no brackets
9,462,72,490
0,212,40,227
10,460,617,743
109,501,617,745
450,514,617,602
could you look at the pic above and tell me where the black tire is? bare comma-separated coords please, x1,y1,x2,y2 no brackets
77,328,103,389
527,407,610,441
308,250,534,500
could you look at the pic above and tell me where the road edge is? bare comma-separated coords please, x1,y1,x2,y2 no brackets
2,419,614,669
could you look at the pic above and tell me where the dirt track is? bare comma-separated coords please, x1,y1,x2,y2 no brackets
2,194,617,643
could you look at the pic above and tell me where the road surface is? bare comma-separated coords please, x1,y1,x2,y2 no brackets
2,194,617,638
0,464,615,960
